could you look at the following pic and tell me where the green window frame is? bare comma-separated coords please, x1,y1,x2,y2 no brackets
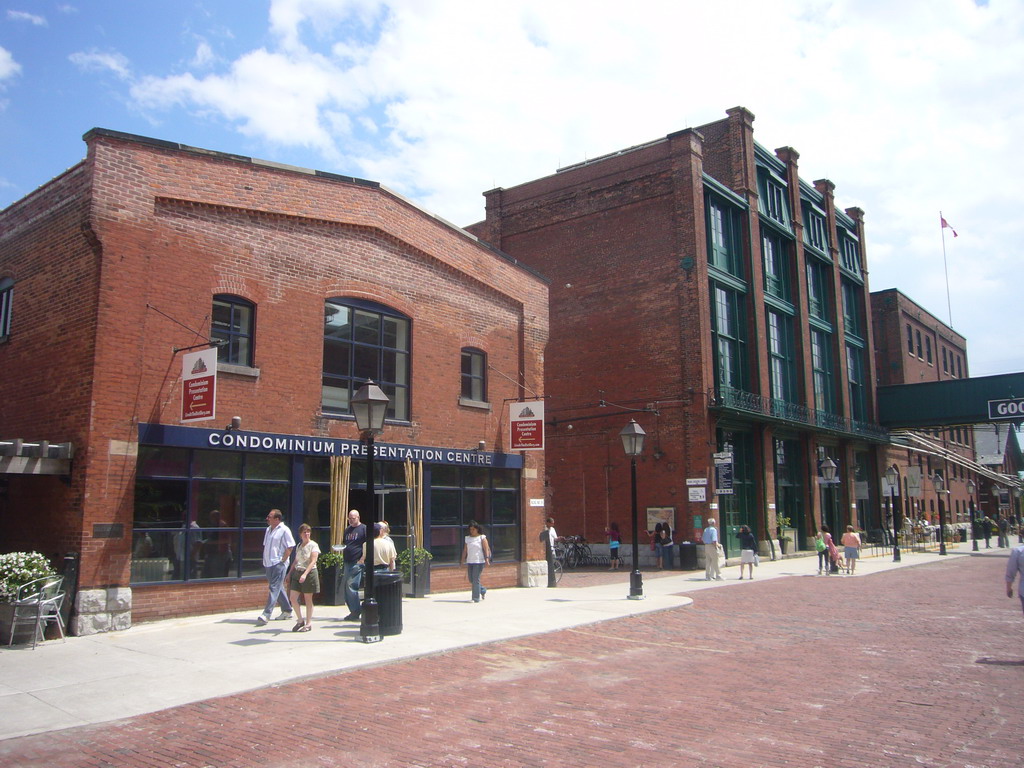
712,284,747,390
811,329,835,414
707,196,743,277
846,344,866,421
767,310,796,404
762,231,791,301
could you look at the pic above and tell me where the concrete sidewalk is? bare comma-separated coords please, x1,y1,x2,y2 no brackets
0,545,967,741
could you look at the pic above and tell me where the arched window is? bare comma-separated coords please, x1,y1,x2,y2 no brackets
211,295,255,367
323,298,409,421
461,348,487,403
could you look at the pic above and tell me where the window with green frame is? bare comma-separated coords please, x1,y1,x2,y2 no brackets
811,328,835,414
429,466,520,566
802,203,829,254
839,233,861,275
712,284,747,390
762,230,791,301
841,280,863,339
757,169,790,229
707,195,743,277
806,259,830,320
846,343,866,421
767,310,796,403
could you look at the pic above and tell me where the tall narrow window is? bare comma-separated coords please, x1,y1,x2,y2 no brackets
211,295,255,366
906,324,914,354
811,329,835,414
942,347,949,373
847,345,866,421
767,311,795,403
841,281,862,338
916,330,923,358
925,337,932,364
712,285,746,390
956,356,963,378
707,197,742,277
806,260,829,320
0,277,12,340
323,299,410,420
461,348,487,403
762,232,790,300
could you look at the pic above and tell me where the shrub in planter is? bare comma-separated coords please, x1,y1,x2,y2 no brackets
315,551,347,605
0,551,57,603
397,547,433,597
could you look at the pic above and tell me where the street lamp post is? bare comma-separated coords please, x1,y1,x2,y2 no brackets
967,479,978,552
932,474,947,556
352,380,390,643
620,420,646,600
885,464,901,562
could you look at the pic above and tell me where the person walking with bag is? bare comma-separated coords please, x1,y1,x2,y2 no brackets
738,525,757,580
815,530,828,574
461,521,491,602
703,518,724,581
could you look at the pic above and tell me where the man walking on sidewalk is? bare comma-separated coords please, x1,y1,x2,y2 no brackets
703,518,724,581
1006,541,1024,617
257,509,295,626
342,509,367,621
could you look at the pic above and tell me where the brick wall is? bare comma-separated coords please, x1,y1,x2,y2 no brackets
1,130,548,620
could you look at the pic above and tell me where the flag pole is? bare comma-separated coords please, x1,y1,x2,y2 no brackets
940,211,953,327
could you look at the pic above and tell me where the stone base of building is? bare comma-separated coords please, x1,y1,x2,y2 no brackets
72,587,132,636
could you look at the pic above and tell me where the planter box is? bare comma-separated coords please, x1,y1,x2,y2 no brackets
403,562,430,598
0,603,43,646
316,565,347,606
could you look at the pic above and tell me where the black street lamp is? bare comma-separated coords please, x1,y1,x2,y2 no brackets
885,464,901,562
352,380,390,643
932,474,947,556
967,479,978,552
620,420,646,601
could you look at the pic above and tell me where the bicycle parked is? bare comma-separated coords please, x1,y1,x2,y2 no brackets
558,535,593,569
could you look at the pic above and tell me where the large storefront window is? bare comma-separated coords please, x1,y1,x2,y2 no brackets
132,429,524,585
429,466,520,565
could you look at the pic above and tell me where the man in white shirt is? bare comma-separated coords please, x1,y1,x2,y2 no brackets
256,509,295,626
702,518,724,581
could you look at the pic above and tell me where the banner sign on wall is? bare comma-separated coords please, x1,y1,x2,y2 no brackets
181,348,218,423
510,400,545,451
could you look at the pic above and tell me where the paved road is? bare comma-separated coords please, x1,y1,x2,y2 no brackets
1,551,1020,767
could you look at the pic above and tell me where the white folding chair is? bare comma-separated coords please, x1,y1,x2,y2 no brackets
8,575,66,649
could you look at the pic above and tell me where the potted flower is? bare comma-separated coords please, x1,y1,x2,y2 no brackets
315,550,347,606
397,547,433,598
0,551,57,642
776,516,794,554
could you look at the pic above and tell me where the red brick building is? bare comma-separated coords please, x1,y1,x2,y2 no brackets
872,288,987,528
0,129,548,632
469,107,888,555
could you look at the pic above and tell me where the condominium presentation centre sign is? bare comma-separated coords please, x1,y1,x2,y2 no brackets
510,400,545,451
181,348,217,423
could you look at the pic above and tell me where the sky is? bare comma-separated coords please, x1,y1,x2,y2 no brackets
1,0,1022,379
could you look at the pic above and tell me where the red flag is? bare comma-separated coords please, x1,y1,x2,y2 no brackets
941,216,958,237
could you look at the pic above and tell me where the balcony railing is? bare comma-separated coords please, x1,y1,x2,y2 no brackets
712,386,889,441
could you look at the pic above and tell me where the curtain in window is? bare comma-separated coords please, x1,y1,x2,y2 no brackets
329,455,351,548
404,458,424,550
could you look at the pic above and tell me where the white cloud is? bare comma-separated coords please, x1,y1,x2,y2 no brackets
69,50,132,81
0,47,21,84
6,10,47,26
122,0,1024,376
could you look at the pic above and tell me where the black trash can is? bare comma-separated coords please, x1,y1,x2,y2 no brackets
677,542,699,570
373,571,403,636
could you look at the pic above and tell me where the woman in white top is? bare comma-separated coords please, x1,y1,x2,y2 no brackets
460,521,491,603
288,523,320,632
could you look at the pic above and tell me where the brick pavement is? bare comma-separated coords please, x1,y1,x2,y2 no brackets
1,553,1020,767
